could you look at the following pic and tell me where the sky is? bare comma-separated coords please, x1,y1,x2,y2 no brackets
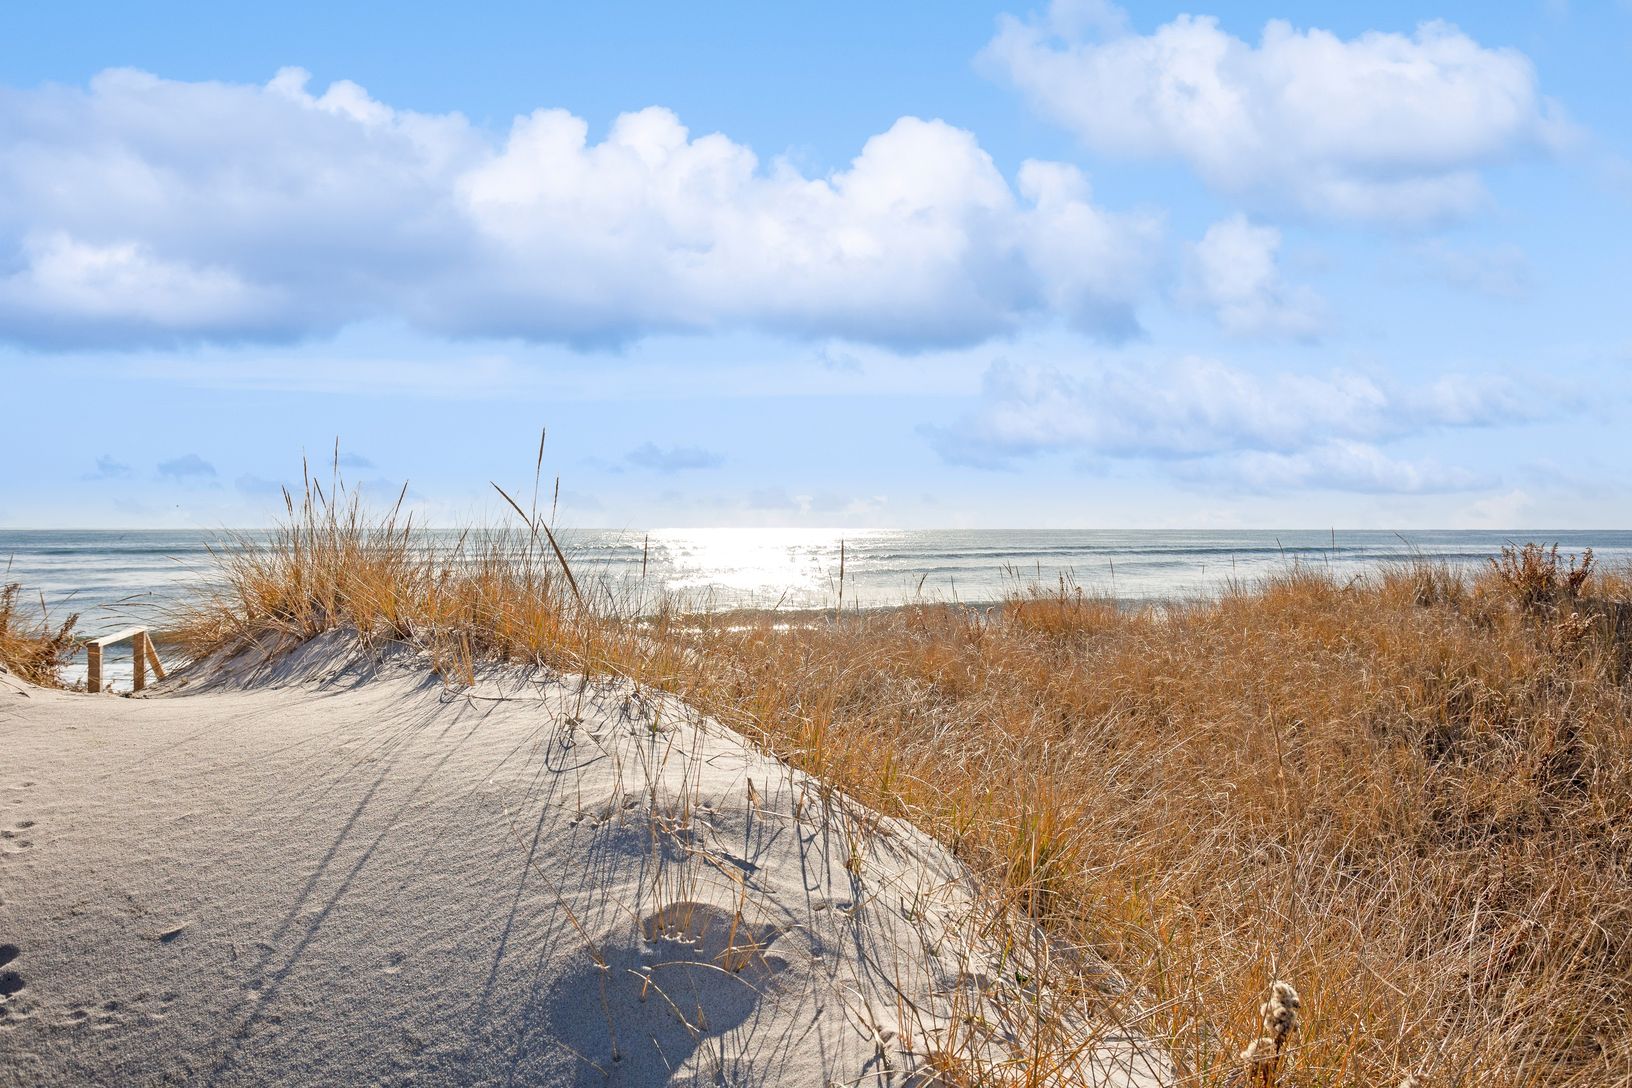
2,0,1630,530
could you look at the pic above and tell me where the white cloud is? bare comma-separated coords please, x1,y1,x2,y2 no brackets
1182,215,1324,337
1183,442,1485,494
929,356,1548,492
0,68,1161,350
1,234,278,344
983,4,1571,222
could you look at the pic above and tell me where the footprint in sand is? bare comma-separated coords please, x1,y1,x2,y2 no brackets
1,820,34,855
60,992,173,1030
62,1000,124,1031
0,943,25,1009
550,902,793,1084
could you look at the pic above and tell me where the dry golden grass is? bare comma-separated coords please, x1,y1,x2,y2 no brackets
174,481,1632,1087
0,581,78,687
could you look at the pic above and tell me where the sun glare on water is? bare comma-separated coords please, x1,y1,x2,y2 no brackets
645,527,879,605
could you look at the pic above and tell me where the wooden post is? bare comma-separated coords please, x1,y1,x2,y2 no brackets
81,628,157,695
132,631,148,693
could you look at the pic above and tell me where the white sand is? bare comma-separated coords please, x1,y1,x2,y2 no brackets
0,640,1172,1086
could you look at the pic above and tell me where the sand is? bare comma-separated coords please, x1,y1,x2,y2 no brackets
0,639,1172,1086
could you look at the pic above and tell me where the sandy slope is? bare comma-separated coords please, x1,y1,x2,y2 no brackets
0,643,1171,1086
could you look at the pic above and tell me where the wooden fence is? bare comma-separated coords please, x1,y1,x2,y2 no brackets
84,627,166,694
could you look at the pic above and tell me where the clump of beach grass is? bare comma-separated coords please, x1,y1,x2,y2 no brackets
1239,980,1299,1085
1487,541,1594,610
172,476,1632,1087
0,580,78,687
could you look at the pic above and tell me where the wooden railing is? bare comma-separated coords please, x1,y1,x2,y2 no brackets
84,627,167,694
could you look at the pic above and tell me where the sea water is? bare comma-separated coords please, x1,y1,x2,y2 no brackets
5,528,1627,638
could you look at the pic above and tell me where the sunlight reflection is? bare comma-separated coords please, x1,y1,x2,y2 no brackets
647,528,878,604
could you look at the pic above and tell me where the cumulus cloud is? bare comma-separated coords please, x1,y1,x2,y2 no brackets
983,3,1571,222
1182,215,1324,338
0,68,1160,350
928,356,1547,492
625,443,725,472
156,453,216,479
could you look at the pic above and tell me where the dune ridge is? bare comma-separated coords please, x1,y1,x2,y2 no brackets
0,635,1171,1086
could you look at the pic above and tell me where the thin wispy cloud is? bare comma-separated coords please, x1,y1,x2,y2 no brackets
123,357,530,398
625,443,725,472
1178,442,1487,494
82,455,132,481
1410,239,1532,299
743,487,887,516
234,473,283,496
156,453,216,479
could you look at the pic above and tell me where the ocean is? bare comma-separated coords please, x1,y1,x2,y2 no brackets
5,528,1627,639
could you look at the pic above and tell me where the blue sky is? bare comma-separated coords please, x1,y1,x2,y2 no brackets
2,0,1629,529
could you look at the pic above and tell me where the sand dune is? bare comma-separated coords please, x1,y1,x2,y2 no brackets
0,640,1171,1086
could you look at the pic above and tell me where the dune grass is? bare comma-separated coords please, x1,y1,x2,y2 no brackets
170,480,1632,1087
0,580,78,687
